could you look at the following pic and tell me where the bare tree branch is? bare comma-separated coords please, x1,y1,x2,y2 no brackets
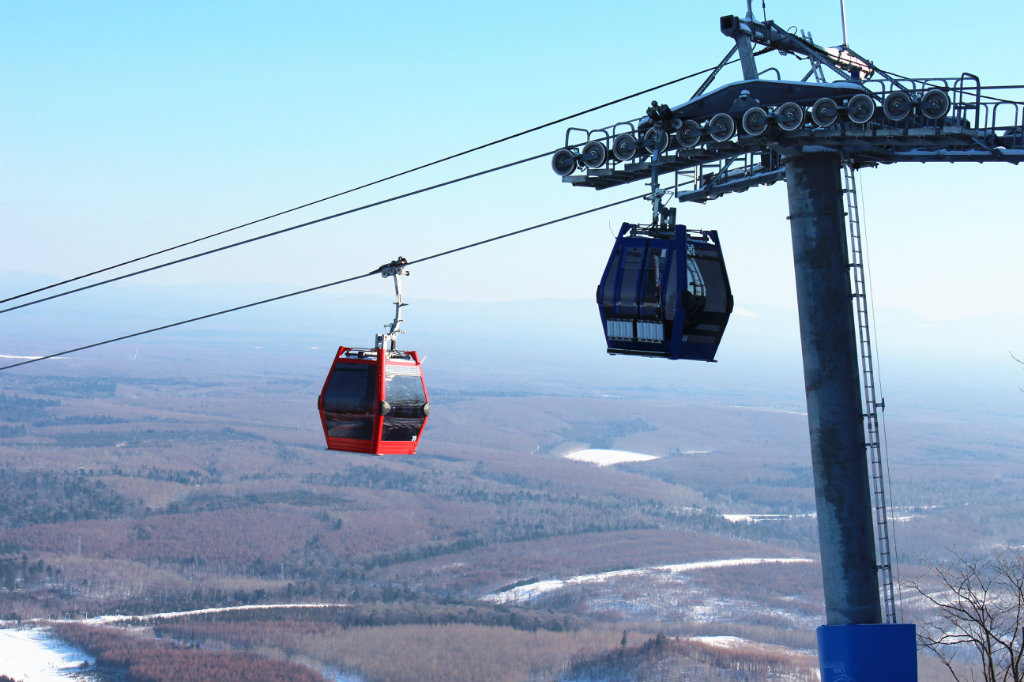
912,549,1024,682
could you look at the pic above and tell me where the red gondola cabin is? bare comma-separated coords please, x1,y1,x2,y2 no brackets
317,346,429,455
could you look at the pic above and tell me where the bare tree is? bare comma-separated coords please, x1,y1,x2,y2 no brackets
911,549,1024,682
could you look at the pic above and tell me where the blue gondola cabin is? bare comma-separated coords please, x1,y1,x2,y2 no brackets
597,223,733,361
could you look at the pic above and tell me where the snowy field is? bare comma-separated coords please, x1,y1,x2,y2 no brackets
562,449,659,466
0,606,351,682
730,405,807,416
722,513,816,523
85,601,347,623
0,627,94,682
0,622,362,682
485,557,814,603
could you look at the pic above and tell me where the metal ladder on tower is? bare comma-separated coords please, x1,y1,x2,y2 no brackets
842,162,898,624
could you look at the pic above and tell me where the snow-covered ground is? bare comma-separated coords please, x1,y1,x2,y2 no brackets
731,405,807,416
325,669,366,682
484,557,814,603
722,513,816,523
688,634,819,662
563,449,659,466
86,601,347,623
689,634,746,648
685,635,820,677
0,627,94,682
0,605,350,682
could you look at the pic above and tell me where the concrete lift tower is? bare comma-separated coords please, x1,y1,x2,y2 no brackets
551,6,1023,681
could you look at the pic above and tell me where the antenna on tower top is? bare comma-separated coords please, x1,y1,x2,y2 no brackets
839,0,850,48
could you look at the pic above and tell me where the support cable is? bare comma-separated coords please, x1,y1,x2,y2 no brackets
863,64,1024,105
752,28,1024,105
857,170,905,622
0,193,644,372
0,63,733,308
0,150,554,316
843,161,898,622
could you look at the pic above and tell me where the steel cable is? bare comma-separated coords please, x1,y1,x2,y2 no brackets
0,150,553,316
0,63,730,307
0,192,643,371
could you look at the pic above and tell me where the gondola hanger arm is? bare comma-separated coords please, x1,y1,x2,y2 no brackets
376,257,410,351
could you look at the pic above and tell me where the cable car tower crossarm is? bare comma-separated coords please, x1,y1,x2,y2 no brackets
550,9,1023,682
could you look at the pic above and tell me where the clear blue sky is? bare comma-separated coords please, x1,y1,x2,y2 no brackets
1,1,1021,364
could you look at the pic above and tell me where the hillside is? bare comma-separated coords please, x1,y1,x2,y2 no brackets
1,307,1022,681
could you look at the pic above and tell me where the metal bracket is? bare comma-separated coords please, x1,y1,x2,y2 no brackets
375,257,410,352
